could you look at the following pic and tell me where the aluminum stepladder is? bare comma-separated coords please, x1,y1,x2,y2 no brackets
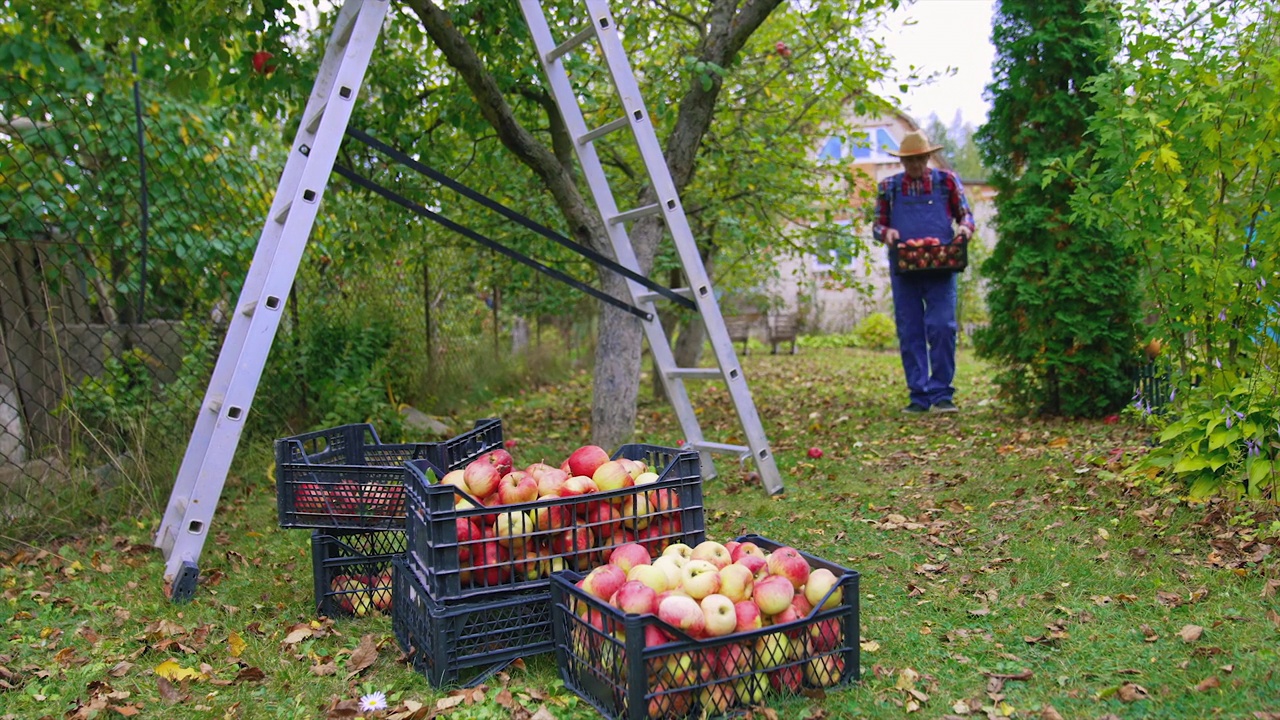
515,0,784,494
154,0,390,602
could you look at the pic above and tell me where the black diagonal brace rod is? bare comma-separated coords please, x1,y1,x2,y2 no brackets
345,127,697,313
334,163,653,322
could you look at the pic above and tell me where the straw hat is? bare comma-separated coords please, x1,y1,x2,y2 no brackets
888,130,943,158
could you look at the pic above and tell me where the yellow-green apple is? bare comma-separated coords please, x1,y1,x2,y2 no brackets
612,580,659,615
564,444,610,478
534,555,567,580
804,568,843,610
690,541,731,569
534,468,569,498
483,448,513,477
735,671,769,705
463,459,502,500
650,556,684,589
753,575,796,615
730,541,767,563
586,501,621,538
497,470,538,505
492,510,534,552
530,502,571,532
809,618,842,652
634,470,660,487
439,469,470,496
618,492,652,531
592,460,634,493
766,546,811,590
662,543,693,565
734,600,763,632
657,594,705,638
332,574,370,615
805,654,845,687
372,570,394,611
581,563,628,602
736,553,768,580
628,563,671,593
770,664,804,693
609,542,651,574
718,563,755,603
513,546,549,580
680,560,722,600
754,631,800,669
700,593,737,637
698,681,737,714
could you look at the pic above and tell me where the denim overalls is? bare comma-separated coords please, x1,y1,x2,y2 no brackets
888,169,959,409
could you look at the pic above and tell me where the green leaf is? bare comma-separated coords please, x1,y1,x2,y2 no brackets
1247,458,1273,488
1207,426,1239,450
1173,455,1210,473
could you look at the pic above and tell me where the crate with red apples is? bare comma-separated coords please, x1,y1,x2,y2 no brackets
549,535,860,720
403,440,706,601
890,236,968,275
311,530,407,618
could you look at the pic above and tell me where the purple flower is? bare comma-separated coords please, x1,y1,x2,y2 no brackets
1245,439,1261,458
1169,387,1176,403
1219,309,1228,321
1214,357,1222,369
1248,256,1257,269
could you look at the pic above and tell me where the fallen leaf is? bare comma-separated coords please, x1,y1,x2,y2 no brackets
860,640,881,653
1177,624,1204,643
234,667,265,683
529,709,557,720
1194,676,1220,692
153,659,202,682
1263,579,1280,599
109,661,133,678
156,677,188,705
969,607,991,616
1117,683,1150,702
283,624,314,645
436,696,466,711
228,632,247,658
111,704,141,716
1266,609,1280,629
1040,705,1064,720
311,662,337,677
345,635,378,678
1156,590,1182,607
1140,624,1159,642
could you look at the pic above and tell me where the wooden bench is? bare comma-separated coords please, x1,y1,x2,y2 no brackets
767,312,798,355
723,313,760,355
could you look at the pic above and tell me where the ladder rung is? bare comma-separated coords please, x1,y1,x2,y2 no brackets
241,301,257,317
546,25,595,63
666,367,722,380
304,100,329,134
610,203,661,225
208,398,223,414
687,440,750,456
273,200,293,224
635,287,693,303
578,116,629,146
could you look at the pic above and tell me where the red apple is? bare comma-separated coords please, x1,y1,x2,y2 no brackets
551,527,598,571
699,681,737,714
581,563,628,602
592,460,634,493
328,481,361,515
463,459,502,500
730,541,766,563
295,482,326,513
612,580,659,615
753,574,796,616
734,600,763,633
525,462,557,481
497,470,538,505
530,502,571,532
565,445,610,478
455,517,483,563
485,448,514,476
770,664,804,693
809,618,842,653
470,540,511,587
657,594,705,638
737,553,768,580
765,546,811,590
807,446,824,459
585,501,622,538
371,570,394,612
608,542,652,575
534,468,569,497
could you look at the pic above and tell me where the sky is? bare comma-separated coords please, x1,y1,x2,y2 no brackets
873,0,997,131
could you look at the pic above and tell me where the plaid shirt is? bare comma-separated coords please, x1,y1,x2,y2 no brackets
872,169,976,243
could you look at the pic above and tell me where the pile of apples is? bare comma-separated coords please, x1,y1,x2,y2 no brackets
895,236,964,271
329,570,394,617
294,479,404,519
569,539,848,717
427,444,685,588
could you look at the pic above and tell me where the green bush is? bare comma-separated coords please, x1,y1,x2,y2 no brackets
853,312,896,351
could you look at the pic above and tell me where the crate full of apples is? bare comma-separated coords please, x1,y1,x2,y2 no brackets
311,529,407,618
549,535,860,720
276,423,466,531
890,236,968,274
404,439,706,601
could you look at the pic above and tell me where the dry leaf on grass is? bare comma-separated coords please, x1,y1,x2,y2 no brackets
1177,624,1204,643
1117,682,1150,702
1194,676,1221,692
1040,705,1065,720
345,635,378,678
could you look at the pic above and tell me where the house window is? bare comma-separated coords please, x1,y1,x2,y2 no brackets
817,136,844,162
820,129,901,164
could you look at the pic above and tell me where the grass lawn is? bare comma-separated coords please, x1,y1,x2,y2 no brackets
2,348,1278,719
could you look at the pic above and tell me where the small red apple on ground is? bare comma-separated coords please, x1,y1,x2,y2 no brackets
808,446,824,459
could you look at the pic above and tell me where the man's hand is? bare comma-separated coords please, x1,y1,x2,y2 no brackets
955,227,972,244
883,228,900,245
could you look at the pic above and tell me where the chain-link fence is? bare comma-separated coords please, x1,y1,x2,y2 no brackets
2,68,598,544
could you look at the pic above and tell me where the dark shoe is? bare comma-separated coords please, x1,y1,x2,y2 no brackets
930,400,959,413
903,403,929,414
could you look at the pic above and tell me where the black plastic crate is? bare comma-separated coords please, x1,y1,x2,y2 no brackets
890,239,967,275
392,556,553,688
311,529,407,619
276,424,437,530
549,535,860,720
421,418,504,474
404,443,705,601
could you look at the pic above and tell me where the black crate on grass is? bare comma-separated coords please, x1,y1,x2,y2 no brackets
421,418,504,473
549,535,860,720
404,443,705,601
392,555,553,688
311,529,407,618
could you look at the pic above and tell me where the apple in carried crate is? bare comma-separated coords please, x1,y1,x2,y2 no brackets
753,574,795,615
730,541,766,563
612,580,659,615
734,600,763,632
484,448,514,477
805,568,843,610
766,546,811,590
690,541,731,569
563,444,610,478
462,460,502,500
680,560,721,600
700,594,737,637
592,460,634,493
608,542,651,574
496,470,538,505
718,562,755,604
657,594,705,638
581,563,628,602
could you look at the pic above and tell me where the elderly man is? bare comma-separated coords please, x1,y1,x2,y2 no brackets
872,130,976,414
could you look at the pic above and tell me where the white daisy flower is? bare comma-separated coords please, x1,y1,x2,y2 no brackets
359,691,388,713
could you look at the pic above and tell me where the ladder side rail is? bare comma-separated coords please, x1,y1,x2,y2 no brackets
518,1,713,471
582,0,783,493
156,0,374,551
157,0,390,587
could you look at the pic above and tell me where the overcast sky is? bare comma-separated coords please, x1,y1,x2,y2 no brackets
873,0,997,131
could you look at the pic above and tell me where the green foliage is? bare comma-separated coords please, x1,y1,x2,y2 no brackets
973,0,1139,417
925,111,987,180
1055,0,1280,498
853,312,896,350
